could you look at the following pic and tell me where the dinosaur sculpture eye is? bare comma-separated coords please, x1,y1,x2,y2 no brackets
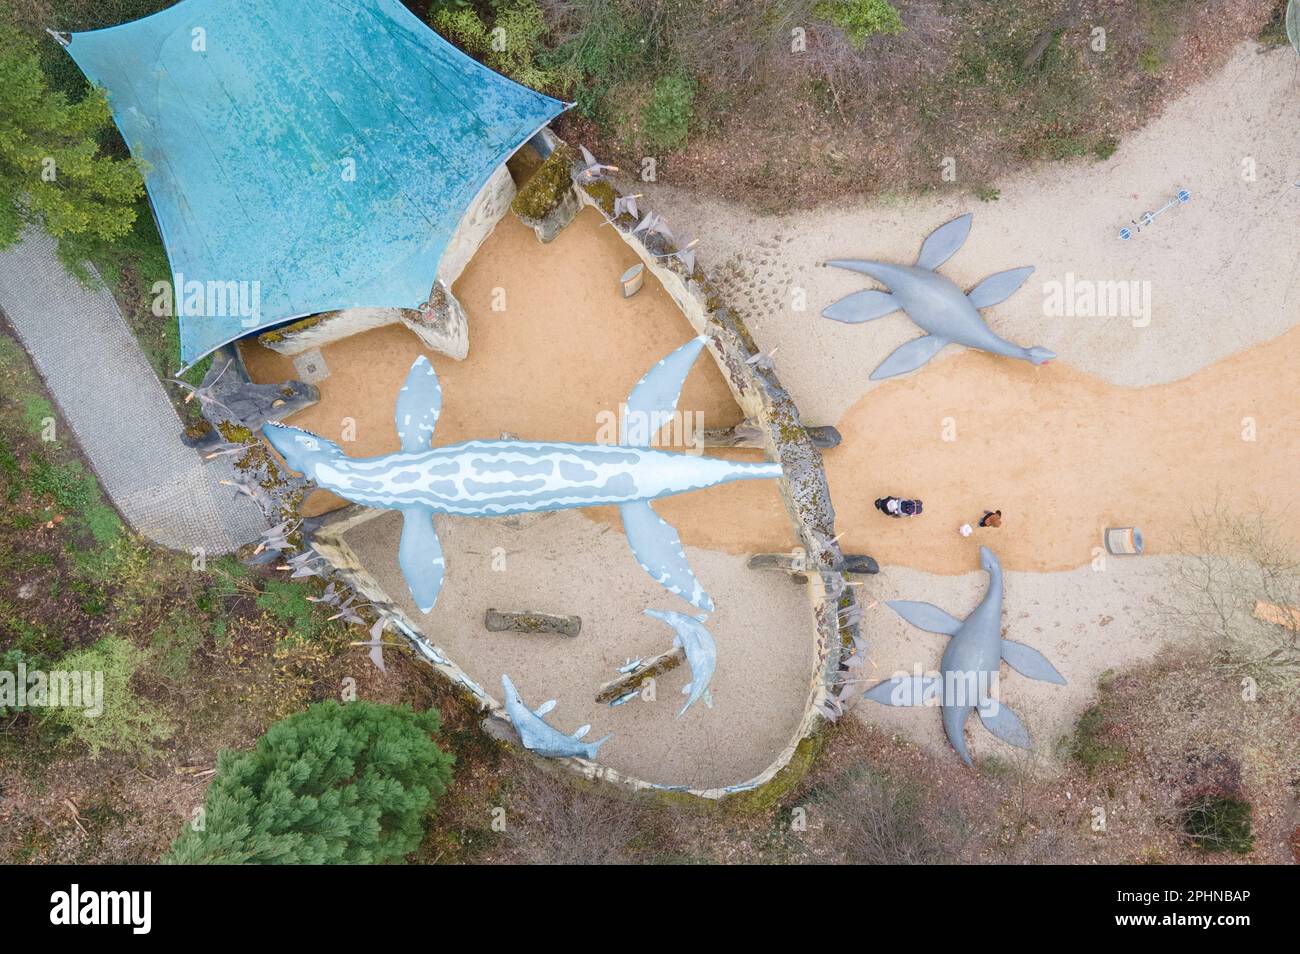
300,437,318,451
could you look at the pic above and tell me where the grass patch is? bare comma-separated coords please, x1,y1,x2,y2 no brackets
256,578,328,644
1182,794,1255,855
640,73,696,152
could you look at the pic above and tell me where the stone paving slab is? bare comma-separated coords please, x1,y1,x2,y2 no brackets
0,228,266,555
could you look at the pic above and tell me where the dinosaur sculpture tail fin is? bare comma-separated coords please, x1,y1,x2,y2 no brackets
1025,346,1056,365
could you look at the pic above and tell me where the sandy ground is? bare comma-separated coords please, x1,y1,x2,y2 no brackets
344,508,815,789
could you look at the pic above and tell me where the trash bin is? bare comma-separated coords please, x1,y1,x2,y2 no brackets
1105,526,1144,555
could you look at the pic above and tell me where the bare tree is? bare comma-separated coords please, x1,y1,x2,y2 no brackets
1163,497,1300,683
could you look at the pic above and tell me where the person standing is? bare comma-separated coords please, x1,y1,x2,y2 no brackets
979,509,1002,528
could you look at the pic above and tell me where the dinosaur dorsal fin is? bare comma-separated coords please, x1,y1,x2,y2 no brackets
916,213,972,271
621,335,707,447
394,355,442,453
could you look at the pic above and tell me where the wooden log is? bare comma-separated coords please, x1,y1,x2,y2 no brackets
595,647,684,705
484,609,581,638
702,423,841,450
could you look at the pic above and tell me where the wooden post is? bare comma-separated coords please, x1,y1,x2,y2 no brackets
595,647,684,704
484,609,581,638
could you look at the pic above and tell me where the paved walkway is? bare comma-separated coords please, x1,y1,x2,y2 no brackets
0,228,267,555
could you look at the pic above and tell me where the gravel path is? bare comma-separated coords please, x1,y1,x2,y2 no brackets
0,228,267,555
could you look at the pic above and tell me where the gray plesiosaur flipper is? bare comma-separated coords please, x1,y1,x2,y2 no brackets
966,266,1036,309
863,674,941,707
870,334,949,380
886,600,964,635
1001,639,1067,685
915,213,972,270
822,288,900,324
622,335,707,446
978,702,1032,750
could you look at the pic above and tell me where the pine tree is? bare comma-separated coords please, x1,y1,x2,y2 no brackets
0,24,144,249
166,701,454,864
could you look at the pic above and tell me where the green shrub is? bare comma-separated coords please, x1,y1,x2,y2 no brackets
1092,136,1120,161
1182,794,1255,854
813,0,905,49
151,607,205,679
542,0,659,120
256,578,324,642
1066,704,1128,774
41,635,172,758
164,701,454,864
641,74,696,151
432,1,567,92
0,24,144,250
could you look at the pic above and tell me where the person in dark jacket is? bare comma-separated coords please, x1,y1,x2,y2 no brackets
876,496,923,518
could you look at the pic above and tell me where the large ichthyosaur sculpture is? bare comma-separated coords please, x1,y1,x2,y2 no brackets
862,546,1066,765
822,213,1055,379
263,336,782,613
501,673,611,760
644,608,717,717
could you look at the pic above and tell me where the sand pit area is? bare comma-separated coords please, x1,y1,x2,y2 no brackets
344,508,815,789
242,206,811,788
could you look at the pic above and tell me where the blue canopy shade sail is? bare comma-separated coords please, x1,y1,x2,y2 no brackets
66,0,566,364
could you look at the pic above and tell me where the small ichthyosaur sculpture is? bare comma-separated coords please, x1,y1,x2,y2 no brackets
823,213,1054,379
501,674,610,760
862,546,1066,765
263,336,782,613
644,609,717,717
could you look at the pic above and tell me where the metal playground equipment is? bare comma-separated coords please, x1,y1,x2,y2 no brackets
1118,188,1191,240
